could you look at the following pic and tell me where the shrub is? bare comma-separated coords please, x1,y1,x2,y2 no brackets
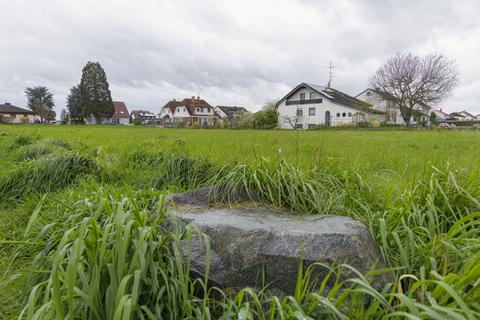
20,117,30,124
175,121,185,128
132,118,142,125
192,121,201,129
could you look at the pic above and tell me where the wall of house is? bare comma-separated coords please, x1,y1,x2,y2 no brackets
356,90,404,125
277,96,362,129
214,107,227,119
1,113,38,124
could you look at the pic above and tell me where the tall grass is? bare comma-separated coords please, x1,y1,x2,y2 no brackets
0,153,95,201
1,127,479,319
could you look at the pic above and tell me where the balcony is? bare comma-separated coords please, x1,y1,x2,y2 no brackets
286,98,323,105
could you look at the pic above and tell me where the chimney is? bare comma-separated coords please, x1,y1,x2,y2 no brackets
197,96,200,100
173,98,176,102
191,96,195,100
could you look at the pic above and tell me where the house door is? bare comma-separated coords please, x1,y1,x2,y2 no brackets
325,111,331,127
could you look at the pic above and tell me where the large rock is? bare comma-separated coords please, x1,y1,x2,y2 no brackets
169,202,387,295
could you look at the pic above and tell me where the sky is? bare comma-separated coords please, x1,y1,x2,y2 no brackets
1,0,479,116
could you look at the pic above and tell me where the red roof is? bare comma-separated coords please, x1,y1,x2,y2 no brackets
113,101,130,118
162,97,212,115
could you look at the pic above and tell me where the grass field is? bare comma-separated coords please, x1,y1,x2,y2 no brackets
1,125,479,319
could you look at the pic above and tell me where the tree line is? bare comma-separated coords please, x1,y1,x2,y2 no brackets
24,61,114,124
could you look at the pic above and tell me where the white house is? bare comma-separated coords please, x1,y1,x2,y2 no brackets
214,106,248,120
0,102,39,123
356,88,431,125
159,96,218,126
431,108,450,122
276,83,382,129
458,110,476,120
130,109,157,124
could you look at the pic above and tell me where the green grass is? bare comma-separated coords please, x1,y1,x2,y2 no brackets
1,125,479,319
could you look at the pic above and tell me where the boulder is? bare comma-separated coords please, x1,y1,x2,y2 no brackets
169,202,388,295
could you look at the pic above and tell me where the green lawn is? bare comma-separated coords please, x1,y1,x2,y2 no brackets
1,125,479,319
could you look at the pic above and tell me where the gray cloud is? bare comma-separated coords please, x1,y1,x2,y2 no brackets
1,0,479,115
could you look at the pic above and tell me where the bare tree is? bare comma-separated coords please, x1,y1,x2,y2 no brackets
370,53,459,125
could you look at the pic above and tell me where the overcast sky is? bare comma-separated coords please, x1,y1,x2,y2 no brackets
1,0,479,115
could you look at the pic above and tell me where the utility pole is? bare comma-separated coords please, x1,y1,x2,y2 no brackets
326,61,334,88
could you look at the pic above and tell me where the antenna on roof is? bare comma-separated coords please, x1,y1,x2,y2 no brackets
326,60,334,88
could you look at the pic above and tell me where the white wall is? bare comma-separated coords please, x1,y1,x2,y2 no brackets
214,107,227,119
277,94,361,129
356,90,404,125
1,113,38,123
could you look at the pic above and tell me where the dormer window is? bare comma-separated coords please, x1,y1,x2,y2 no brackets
300,93,305,101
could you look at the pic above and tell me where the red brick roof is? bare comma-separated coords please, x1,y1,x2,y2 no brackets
113,101,130,118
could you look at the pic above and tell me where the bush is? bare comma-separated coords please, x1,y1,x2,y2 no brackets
192,121,201,129
132,118,142,125
20,117,29,124
175,121,185,128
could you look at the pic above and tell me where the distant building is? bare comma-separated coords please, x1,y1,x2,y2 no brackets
0,102,39,124
130,109,157,124
85,101,131,124
458,110,476,120
214,106,248,120
159,96,218,126
431,108,449,121
277,83,382,129
356,88,431,125
103,101,130,125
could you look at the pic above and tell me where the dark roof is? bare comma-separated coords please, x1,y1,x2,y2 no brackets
131,110,156,118
277,83,382,114
460,110,475,118
449,112,466,118
216,106,248,117
162,97,212,115
112,101,130,118
0,103,35,114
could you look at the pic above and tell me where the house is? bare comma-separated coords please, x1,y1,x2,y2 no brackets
159,96,218,126
276,83,382,129
130,109,157,124
431,108,449,122
476,114,480,120
458,110,476,120
85,101,131,124
356,88,431,125
102,101,130,125
214,106,248,120
0,102,39,124
447,112,467,121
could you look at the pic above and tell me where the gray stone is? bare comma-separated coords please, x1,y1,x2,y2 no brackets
169,205,387,295
170,184,260,206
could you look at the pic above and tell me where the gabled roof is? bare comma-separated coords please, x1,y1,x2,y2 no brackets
162,97,212,115
356,88,432,111
459,110,475,118
112,101,130,118
448,112,466,118
216,106,248,117
0,103,35,114
131,110,156,118
277,83,381,114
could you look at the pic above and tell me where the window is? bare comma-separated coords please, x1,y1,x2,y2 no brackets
296,108,303,116
342,112,346,117
310,92,315,100
299,93,305,101
196,107,200,112
309,107,315,116
348,112,352,117
336,112,340,117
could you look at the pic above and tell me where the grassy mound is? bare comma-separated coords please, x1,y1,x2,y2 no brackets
0,153,95,201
